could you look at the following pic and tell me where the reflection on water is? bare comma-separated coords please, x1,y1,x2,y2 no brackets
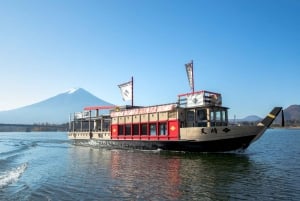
63,148,265,200
63,144,300,201
0,130,299,200
110,150,182,200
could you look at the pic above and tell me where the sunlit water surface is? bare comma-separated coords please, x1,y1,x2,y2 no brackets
0,129,299,200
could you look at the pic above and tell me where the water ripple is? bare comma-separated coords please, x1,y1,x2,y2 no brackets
0,130,300,200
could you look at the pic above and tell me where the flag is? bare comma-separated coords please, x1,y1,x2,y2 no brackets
186,93,204,107
118,80,132,101
74,111,89,119
185,61,194,91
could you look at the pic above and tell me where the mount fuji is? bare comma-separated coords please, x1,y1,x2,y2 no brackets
0,88,113,124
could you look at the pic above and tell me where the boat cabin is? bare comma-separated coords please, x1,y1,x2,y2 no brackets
68,90,229,140
178,91,228,128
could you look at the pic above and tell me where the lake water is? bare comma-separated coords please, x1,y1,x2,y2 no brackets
0,129,299,201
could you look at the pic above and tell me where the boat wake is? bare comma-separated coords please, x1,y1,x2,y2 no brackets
75,140,98,147
87,140,98,146
0,163,28,188
0,141,36,161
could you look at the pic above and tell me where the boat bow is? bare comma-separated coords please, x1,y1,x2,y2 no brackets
258,107,283,128
251,107,283,143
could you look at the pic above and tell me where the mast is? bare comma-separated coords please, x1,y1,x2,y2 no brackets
191,60,194,93
131,76,134,107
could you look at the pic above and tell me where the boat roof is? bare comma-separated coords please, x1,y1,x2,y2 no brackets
110,103,177,117
83,105,115,111
78,90,225,118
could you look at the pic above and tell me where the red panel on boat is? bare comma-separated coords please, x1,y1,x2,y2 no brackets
168,120,179,139
111,125,118,138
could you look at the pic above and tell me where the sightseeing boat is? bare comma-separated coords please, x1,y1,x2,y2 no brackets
68,61,283,152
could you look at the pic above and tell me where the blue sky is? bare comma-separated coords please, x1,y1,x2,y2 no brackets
0,0,299,118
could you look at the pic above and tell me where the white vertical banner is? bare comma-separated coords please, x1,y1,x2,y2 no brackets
185,61,194,91
118,81,132,101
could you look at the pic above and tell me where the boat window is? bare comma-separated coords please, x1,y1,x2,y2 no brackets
141,124,148,135
215,110,222,126
196,109,207,127
186,110,195,127
209,109,228,127
197,109,207,121
125,125,131,135
210,111,215,126
187,110,194,121
150,123,157,136
103,119,111,131
159,122,167,135
118,125,124,135
222,110,228,126
216,111,221,121
133,124,139,135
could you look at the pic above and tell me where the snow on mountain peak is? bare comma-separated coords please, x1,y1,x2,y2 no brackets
67,87,80,94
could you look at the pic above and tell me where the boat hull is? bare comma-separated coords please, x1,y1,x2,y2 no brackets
69,125,267,152
71,134,257,152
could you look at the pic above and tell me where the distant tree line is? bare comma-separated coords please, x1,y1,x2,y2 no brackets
237,120,299,128
280,120,300,127
0,123,69,132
